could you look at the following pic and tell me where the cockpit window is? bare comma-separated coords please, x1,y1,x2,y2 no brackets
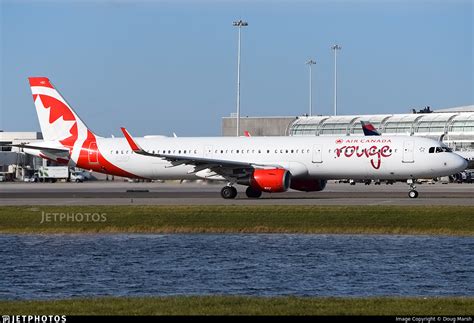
429,146,452,153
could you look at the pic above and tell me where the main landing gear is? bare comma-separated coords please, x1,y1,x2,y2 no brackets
221,185,237,199
407,179,419,198
245,186,262,198
220,185,263,199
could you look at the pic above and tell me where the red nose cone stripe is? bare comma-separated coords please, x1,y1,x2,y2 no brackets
29,77,54,89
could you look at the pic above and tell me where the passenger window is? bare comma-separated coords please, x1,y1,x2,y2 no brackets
236,150,239,153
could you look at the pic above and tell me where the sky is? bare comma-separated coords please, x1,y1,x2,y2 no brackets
0,0,472,137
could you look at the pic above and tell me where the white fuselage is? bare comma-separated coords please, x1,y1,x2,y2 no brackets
91,135,467,181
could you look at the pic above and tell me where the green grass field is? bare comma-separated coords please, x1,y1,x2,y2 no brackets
0,205,473,235
1,296,472,315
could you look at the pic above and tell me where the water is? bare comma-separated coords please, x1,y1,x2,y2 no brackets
0,234,472,300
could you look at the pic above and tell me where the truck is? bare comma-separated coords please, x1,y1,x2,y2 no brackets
36,166,69,183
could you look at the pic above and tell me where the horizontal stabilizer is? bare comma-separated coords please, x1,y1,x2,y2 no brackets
9,143,70,153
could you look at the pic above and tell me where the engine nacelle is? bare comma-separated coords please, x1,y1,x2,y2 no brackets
290,179,327,192
237,168,291,192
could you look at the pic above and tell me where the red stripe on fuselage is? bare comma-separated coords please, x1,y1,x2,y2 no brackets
75,130,144,179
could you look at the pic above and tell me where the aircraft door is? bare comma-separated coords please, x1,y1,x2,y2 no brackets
402,141,414,163
312,145,323,163
88,142,99,164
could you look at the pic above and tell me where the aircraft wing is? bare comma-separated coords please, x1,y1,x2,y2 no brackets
120,127,283,180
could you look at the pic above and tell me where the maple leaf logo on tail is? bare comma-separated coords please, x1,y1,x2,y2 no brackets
28,77,94,149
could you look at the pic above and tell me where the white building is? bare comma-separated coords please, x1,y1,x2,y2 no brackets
288,106,474,151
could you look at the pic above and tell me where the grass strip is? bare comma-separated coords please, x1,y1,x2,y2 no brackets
0,205,473,235
0,296,472,315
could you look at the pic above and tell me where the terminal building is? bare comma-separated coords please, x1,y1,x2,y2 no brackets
0,131,44,181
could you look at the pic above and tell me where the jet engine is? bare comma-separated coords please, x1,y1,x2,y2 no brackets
237,168,291,192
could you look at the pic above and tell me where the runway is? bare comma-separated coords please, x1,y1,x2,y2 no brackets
1,181,473,205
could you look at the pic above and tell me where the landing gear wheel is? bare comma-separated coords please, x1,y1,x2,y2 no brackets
245,186,262,198
408,190,418,199
221,186,237,199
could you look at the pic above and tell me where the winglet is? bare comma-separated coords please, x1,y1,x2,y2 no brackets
120,127,142,152
244,130,251,137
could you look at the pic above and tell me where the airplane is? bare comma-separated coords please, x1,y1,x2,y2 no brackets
12,77,468,199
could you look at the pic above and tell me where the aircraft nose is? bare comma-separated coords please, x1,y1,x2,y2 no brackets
453,154,468,172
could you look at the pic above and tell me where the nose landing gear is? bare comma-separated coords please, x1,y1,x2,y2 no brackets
407,179,419,198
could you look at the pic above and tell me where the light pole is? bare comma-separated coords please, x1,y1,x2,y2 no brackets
306,59,316,116
331,44,342,116
233,19,248,136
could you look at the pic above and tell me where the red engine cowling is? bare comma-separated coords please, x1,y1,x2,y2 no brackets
290,179,327,192
247,169,291,193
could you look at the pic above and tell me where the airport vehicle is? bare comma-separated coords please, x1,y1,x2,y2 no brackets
36,166,69,183
70,170,86,183
12,77,468,199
